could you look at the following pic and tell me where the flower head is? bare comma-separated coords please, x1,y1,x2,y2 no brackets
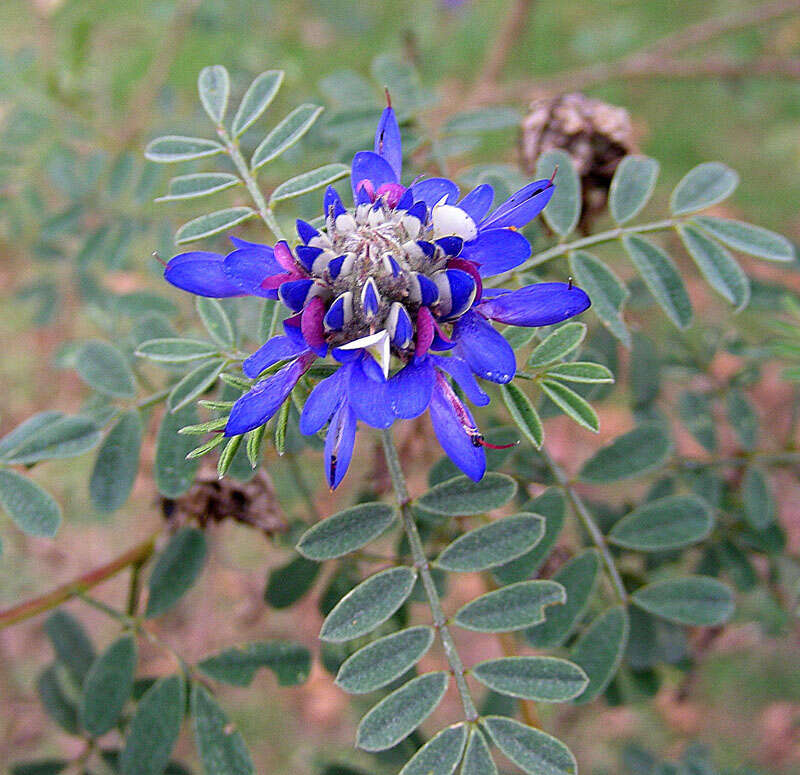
164,98,590,488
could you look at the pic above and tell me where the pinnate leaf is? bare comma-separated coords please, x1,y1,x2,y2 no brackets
501,383,543,448
632,576,734,626
233,70,284,137
175,207,255,244
192,683,254,775
472,656,588,702
454,580,566,632
399,724,468,775
198,641,311,687
145,135,225,163
482,716,577,775
198,65,230,124
80,635,137,736
580,423,671,483
0,469,61,537
693,215,794,262
417,473,517,516
145,527,207,618
609,156,659,224
270,163,349,203
528,322,586,368
90,410,143,513
609,495,713,551
76,340,136,398
671,162,738,215
569,605,629,703
536,149,580,237
296,502,397,560
251,104,323,170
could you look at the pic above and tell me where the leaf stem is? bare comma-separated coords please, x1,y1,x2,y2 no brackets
0,532,159,630
380,429,479,722
217,126,287,241
539,446,628,603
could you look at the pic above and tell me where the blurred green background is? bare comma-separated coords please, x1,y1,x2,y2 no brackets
1,1,799,773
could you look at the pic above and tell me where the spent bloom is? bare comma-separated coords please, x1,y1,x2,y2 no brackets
164,98,590,488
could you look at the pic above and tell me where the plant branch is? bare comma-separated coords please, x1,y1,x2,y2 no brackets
0,532,159,630
381,429,479,722
539,446,628,603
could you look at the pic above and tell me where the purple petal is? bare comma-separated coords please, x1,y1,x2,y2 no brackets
389,358,435,419
374,105,402,180
351,151,398,199
164,252,244,298
223,246,282,298
325,403,357,490
460,228,531,277
243,335,310,378
452,310,517,383
481,179,554,230
301,297,327,357
458,184,494,222
348,358,394,428
225,356,311,436
432,355,490,406
429,376,485,481
299,367,348,435
410,178,459,209
477,282,591,327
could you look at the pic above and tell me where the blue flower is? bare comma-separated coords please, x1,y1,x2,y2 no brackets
163,98,590,488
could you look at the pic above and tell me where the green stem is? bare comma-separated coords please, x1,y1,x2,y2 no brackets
539,446,628,603
380,430,479,722
218,126,287,241
672,450,800,470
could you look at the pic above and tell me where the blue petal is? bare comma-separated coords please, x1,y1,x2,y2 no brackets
299,367,348,434
243,335,309,378
429,382,485,481
435,236,464,256
477,282,591,327
225,359,305,436
458,184,494,222
417,274,439,306
324,186,346,218
396,188,414,211
389,358,435,419
325,403,357,490
278,279,314,312
229,236,264,249
410,178,459,208
443,268,477,318
296,219,319,244
295,245,323,272
460,228,531,277
348,358,394,428
417,240,436,258
432,355,490,406
164,252,244,298
374,105,403,181
452,310,517,383
223,246,282,298
481,180,554,229
406,201,428,222
351,151,398,199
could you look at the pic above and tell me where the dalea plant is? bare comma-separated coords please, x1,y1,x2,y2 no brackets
1,61,799,775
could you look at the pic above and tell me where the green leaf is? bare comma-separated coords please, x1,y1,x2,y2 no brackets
501,383,543,448
444,107,522,134
144,135,225,163
192,683,254,775
609,156,659,224
356,672,449,752
726,389,758,450
436,513,545,572
742,467,775,531
233,70,284,137
569,605,629,704
251,104,324,170
493,489,566,585
678,224,749,310
671,162,739,215
296,502,397,560
320,566,417,642
335,626,435,694
137,338,219,363
198,65,230,125
609,495,713,551
76,340,136,398
2,415,100,464
399,723,468,775
37,665,79,734
539,379,599,432
544,361,614,383
0,412,64,460
482,716,577,775
145,527,207,618
622,234,693,329
10,761,68,775
678,391,717,453
0,469,61,537
632,576,734,626
569,251,631,347
536,149,580,237
264,555,320,608
528,323,586,368
472,656,588,702
461,727,498,775
270,163,350,203
155,404,200,497
630,333,660,408
45,610,95,682
526,550,600,648
175,207,255,244
454,580,566,632
417,473,517,516
168,360,224,413
80,635,137,736
580,423,672,483
89,410,143,513
693,215,794,262
155,172,240,202
197,298,235,349
198,641,310,687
